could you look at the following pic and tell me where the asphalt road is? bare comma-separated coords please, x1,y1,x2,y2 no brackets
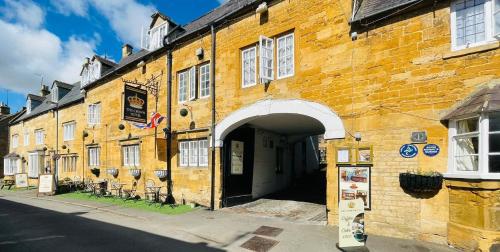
0,199,223,252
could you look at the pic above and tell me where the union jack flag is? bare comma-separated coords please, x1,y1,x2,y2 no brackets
133,112,165,129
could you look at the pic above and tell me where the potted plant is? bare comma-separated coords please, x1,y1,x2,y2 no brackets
154,169,168,179
90,167,100,176
399,170,443,193
129,169,141,179
107,168,119,177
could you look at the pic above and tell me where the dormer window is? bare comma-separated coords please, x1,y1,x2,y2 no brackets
26,99,31,114
52,86,58,103
147,22,167,51
81,60,101,87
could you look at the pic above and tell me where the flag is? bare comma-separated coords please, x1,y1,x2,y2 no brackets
133,112,165,129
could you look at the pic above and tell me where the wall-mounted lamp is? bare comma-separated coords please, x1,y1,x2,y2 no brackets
354,132,362,142
196,48,204,60
256,2,268,14
137,60,146,68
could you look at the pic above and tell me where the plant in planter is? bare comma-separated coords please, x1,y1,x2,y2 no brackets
90,167,100,176
399,170,443,193
154,170,168,180
107,168,119,177
129,169,141,179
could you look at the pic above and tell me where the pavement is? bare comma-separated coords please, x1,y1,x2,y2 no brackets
0,189,459,252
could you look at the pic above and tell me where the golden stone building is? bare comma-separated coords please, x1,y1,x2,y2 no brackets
5,0,500,251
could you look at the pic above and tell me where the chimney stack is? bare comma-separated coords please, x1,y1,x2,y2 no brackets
122,44,133,59
0,102,10,115
40,85,50,97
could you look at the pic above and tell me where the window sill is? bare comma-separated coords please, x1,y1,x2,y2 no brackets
443,172,500,180
443,41,500,60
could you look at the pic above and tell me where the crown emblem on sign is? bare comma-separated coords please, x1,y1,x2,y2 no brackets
128,94,144,109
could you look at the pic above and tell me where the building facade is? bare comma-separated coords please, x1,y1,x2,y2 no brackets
5,0,500,251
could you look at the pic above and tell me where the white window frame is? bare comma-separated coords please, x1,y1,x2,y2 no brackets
12,134,18,148
26,99,31,114
63,121,76,141
122,145,140,167
28,152,42,178
81,61,101,87
179,139,208,168
178,71,188,103
88,147,100,167
148,22,168,51
259,35,274,82
24,132,29,146
242,46,257,88
3,158,19,176
446,113,500,179
88,103,101,125
199,63,210,98
35,129,44,145
450,0,499,51
277,33,295,79
52,86,58,103
494,0,500,37
61,155,77,173
189,66,197,101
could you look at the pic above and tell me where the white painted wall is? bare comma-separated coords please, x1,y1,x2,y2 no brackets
252,129,292,198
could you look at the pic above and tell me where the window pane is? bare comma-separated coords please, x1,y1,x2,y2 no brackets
489,133,500,153
489,155,500,173
456,155,479,171
490,113,500,131
457,118,478,134
456,136,479,155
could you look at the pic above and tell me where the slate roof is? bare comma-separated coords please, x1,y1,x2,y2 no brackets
442,79,500,120
27,94,44,102
351,0,425,23
52,80,73,90
12,82,84,124
94,55,118,67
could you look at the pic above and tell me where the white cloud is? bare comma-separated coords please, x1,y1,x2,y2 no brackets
0,0,45,28
50,0,89,17
89,0,155,48
0,20,97,94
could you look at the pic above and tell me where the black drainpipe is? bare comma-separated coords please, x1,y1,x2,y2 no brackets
165,48,174,204
210,24,217,211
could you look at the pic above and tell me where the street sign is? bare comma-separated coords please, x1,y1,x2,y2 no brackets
400,144,418,158
423,144,440,157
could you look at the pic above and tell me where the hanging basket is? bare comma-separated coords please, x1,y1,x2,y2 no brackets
399,173,443,193
129,169,141,179
107,168,119,177
154,170,168,179
90,168,100,176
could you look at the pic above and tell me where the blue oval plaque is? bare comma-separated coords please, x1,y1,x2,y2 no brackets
400,144,418,158
423,144,440,157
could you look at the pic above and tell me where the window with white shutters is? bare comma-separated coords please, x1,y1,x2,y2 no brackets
88,147,100,167
277,33,295,79
122,145,140,167
35,130,44,145
178,71,188,103
242,47,257,87
259,35,274,82
199,63,210,98
63,122,76,141
189,66,197,101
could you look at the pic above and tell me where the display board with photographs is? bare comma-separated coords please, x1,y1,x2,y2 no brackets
338,166,371,210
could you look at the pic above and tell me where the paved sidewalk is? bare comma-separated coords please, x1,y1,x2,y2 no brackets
0,190,458,252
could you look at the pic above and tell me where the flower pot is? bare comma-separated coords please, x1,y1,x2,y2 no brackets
399,173,443,193
154,170,168,179
90,168,100,176
107,168,119,177
129,169,141,178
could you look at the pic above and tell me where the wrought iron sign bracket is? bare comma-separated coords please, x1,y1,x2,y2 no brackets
122,71,163,99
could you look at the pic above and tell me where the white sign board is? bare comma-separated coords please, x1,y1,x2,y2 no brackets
38,174,55,194
15,173,28,188
339,199,365,248
231,141,244,175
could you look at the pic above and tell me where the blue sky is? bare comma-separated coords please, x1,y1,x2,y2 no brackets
0,0,225,113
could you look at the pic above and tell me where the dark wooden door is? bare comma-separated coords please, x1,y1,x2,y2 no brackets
223,127,255,207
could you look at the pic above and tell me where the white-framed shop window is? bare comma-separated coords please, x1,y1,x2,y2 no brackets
3,158,20,176
35,129,44,145
28,152,43,178
277,33,295,79
199,63,210,98
12,134,18,148
88,147,100,167
122,145,140,167
178,71,188,103
447,112,500,179
88,103,101,125
242,47,257,88
450,0,499,51
63,121,76,141
179,139,208,167
259,35,274,82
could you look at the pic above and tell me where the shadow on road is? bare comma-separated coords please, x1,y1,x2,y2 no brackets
0,199,224,252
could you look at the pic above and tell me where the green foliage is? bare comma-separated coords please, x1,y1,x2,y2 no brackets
404,170,443,177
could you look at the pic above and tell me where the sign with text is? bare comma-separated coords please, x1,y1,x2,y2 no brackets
38,174,55,194
339,199,365,248
423,144,440,157
231,141,244,175
339,166,371,209
15,173,28,188
123,85,148,123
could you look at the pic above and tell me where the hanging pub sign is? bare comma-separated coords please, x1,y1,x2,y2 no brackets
338,166,371,210
123,84,148,124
